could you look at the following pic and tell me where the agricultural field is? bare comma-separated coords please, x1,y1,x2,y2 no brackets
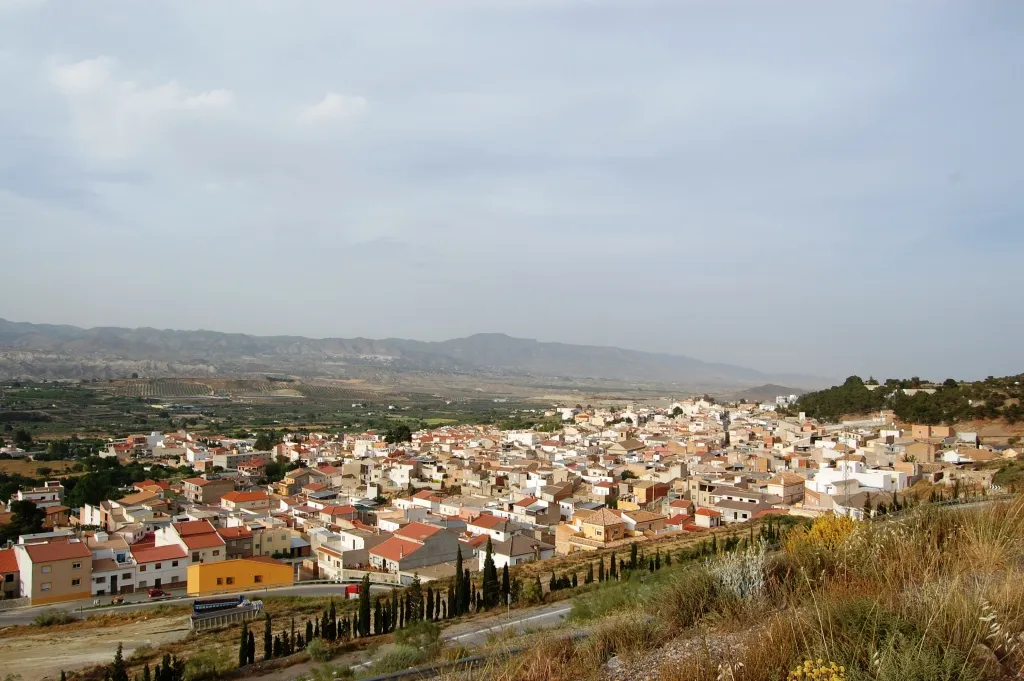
0,458,81,477
107,380,213,398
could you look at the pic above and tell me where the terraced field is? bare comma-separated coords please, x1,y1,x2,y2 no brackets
108,380,212,398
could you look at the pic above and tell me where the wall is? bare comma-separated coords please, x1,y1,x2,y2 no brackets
187,558,293,595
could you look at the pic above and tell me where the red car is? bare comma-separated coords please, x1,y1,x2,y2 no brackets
148,588,169,598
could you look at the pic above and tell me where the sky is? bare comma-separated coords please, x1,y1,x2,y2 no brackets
0,0,1021,381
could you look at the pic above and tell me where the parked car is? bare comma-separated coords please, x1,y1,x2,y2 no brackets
147,587,169,598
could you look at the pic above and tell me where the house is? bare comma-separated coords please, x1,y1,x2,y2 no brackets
606,439,646,457
9,481,65,509
579,508,627,543
277,468,313,496
43,505,71,529
0,549,20,600
182,477,234,505
218,527,255,560
478,535,555,570
318,505,358,526
763,473,805,505
466,515,523,543
14,539,93,604
187,556,293,595
631,481,669,506
132,544,188,591
157,520,226,564
620,509,667,534
237,459,269,478
368,522,461,573
220,491,270,512
694,508,722,528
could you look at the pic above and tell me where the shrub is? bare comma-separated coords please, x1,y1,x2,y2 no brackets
657,567,721,631
369,645,424,674
708,539,769,601
183,649,233,681
305,638,331,663
579,611,665,666
394,619,440,652
33,610,76,626
788,659,846,681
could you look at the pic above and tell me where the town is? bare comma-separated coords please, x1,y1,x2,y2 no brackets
1,391,1009,610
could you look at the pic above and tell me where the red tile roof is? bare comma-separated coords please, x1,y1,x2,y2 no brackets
173,520,225,549
370,537,422,563
131,544,187,563
320,505,357,517
217,527,253,540
0,548,18,573
695,508,722,517
21,540,92,563
395,522,443,543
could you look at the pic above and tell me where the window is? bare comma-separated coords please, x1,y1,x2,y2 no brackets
254,575,263,584
41,566,52,574
95,576,106,583
122,573,132,580
4,574,12,583
281,535,286,541
192,553,200,562
226,577,235,585
212,550,220,556
172,560,179,567
41,582,51,591
72,578,81,586
254,545,260,551
138,580,147,588
216,578,223,585
155,563,162,569
72,562,81,570
140,564,148,572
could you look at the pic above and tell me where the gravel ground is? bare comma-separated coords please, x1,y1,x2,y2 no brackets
603,630,750,681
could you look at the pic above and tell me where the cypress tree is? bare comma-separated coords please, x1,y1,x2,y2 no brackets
454,546,464,615
143,666,150,681
572,572,578,588
399,597,405,629
306,619,313,644
665,551,672,567
585,562,594,584
549,571,557,592
501,564,510,604
655,550,661,571
426,586,434,621
373,597,382,635
356,574,369,635
408,574,423,624
263,612,273,660
598,557,605,582
392,589,400,629
609,552,618,580
273,635,282,658
111,643,129,681
482,537,499,609
442,599,447,619
314,619,320,639
290,618,296,654
329,598,338,640
239,622,249,667
247,630,255,665
629,543,638,570
62,673,68,681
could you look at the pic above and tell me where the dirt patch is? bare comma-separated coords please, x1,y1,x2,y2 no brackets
0,615,191,681
0,459,80,477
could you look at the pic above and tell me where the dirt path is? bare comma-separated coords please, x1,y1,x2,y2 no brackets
0,615,191,681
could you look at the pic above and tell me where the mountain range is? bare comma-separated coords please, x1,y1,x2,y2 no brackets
0,318,823,389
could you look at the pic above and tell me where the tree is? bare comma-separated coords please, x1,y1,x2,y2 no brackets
264,612,273,660
239,622,249,667
254,431,276,451
609,551,617,580
501,563,510,604
112,643,129,681
598,558,605,583
572,571,578,588
620,470,637,481
384,424,412,444
0,500,45,544
454,547,464,615
306,619,313,643
247,630,255,665
671,406,683,417
482,537,499,609
12,429,32,450
629,543,638,570
407,574,423,624
373,597,382,635
359,575,372,636
460,569,471,615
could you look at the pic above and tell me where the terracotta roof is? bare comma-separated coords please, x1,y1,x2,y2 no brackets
175,520,217,536
623,510,665,523
395,522,443,543
183,477,211,487
513,496,538,507
467,514,506,530
0,548,18,573
581,508,626,527
320,505,357,517
132,544,187,563
173,520,225,549
463,534,489,548
221,491,268,503
217,527,253,539
695,508,722,517
370,536,422,563
21,540,92,563
44,505,70,515
302,483,327,492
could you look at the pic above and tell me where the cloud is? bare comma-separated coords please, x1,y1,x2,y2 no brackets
48,56,235,161
298,92,368,126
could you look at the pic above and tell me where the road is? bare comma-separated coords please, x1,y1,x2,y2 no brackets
0,583,394,628
441,602,574,647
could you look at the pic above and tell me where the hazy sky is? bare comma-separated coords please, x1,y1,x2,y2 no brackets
1,0,1021,381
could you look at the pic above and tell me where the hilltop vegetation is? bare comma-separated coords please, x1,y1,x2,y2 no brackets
789,374,1024,424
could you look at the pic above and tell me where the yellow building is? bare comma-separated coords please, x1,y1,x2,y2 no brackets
187,556,293,595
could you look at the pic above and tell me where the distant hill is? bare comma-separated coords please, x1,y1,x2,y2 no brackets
0,318,824,389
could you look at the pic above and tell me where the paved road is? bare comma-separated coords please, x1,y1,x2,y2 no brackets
442,602,574,647
0,583,393,627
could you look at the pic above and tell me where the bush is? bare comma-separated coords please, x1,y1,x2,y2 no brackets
708,539,770,601
580,612,666,666
33,610,76,626
305,638,331,663
369,645,424,674
183,649,233,681
657,567,721,631
393,619,440,652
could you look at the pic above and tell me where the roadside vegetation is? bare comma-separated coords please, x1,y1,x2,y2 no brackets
455,496,1024,681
